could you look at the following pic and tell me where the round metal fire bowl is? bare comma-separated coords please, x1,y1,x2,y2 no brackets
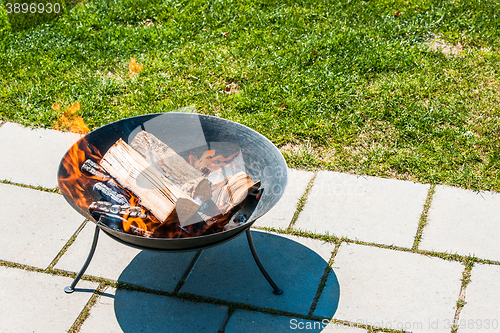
58,113,288,251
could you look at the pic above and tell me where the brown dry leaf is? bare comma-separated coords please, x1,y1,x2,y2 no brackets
129,57,143,75
223,82,240,95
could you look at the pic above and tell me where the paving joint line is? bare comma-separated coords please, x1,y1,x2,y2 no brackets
307,242,341,316
0,179,60,194
67,282,106,333
451,260,474,332
217,307,236,333
287,171,318,230
0,260,433,333
50,273,320,322
47,220,89,270
412,184,436,251
0,260,46,273
101,279,322,322
254,225,340,244
173,249,203,294
256,225,500,266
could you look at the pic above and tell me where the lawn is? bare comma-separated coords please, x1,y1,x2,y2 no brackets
1,0,499,191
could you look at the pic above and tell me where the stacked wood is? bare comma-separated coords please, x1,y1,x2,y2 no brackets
130,131,212,202
99,139,201,223
192,172,261,227
90,132,261,236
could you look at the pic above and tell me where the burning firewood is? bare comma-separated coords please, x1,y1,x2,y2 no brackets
164,172,260,227
184,171,261,227
99,138,201,223
89,201,147,220
130,131,212,203
93,182,129,206
211,171,261,213
81,159,110,181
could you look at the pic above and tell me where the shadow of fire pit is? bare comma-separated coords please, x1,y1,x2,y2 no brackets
112,230,339,332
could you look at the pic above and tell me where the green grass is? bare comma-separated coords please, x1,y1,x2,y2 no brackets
1,0,499,191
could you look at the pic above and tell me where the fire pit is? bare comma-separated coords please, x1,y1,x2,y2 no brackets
58,113,287,295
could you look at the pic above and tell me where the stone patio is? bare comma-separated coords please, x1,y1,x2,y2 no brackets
1,121,499,332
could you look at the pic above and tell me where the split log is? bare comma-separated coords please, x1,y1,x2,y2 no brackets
211,171,261,213
130,131,212,202
99,139,201,223
178,172,260,227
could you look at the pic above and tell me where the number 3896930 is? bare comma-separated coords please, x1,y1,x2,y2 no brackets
5,3,61,14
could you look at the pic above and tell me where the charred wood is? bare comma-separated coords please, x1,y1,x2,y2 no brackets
93,182,129,206
81,159,110,180
89,201,147,219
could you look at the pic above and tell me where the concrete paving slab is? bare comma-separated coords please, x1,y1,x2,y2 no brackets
0,266,97,332
0,183,85,268
253,169,314,229
80,287,228,333
294,171,429,248
419,185,500,261
315,243,463,332
458,264,500,333
225,309,367,332
55,222,197,292
180,230,337,316
0,122,81,188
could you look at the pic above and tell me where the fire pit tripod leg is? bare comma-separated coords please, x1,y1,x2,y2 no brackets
246,229,283,295
64,225,100,294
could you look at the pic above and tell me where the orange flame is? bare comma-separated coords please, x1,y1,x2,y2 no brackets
189,150,239,171
53,101,90,134
59,138,167,236
60,139,248,238
58,137,103,210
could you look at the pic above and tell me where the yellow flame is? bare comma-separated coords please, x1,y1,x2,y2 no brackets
51,102,61,112
65,101,80,117
69,116,90,134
